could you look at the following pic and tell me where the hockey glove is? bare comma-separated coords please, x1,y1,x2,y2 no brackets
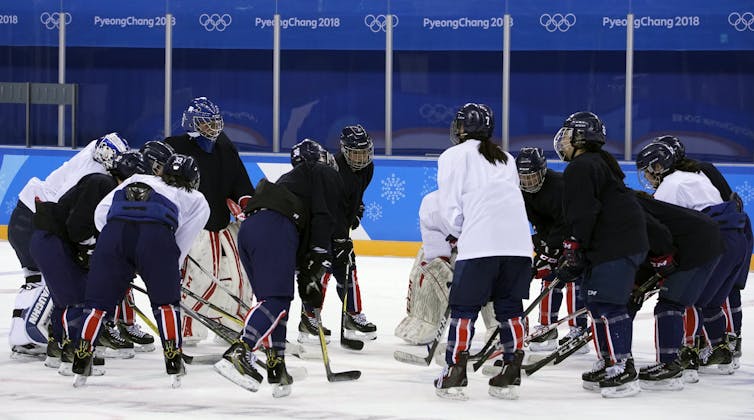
560,237,586,280
351,203,365,230
298,248,331,307
332,238,355,268
445,234,458,248
649,253,677,278
534,246,561,279
227,196,252,222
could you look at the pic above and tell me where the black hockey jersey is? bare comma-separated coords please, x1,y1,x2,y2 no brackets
165,132,254,231
636,192,723,270
335,152,373,230
33,173,117,244
522,169,568,251
563,152,648,265
698,161,733,201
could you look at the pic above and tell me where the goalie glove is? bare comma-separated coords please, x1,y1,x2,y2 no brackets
226,196,252,222
298,248,331,307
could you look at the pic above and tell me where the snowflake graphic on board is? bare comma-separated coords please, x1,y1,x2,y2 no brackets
736,181,754,206
381,173,406,204
364,202,382,221
420,167,438,196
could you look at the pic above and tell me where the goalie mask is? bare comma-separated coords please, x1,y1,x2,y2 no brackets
182,97,224,143
516,147,547,193
554,111,605,161
93,132,130,170
636,142,675,190
451,103,494,144
340,125,374,171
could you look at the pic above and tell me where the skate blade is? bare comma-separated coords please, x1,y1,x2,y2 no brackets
488,385,519,400
682,369,699,383
213,359,260,392
344,329,377,341
600,380,641,398
732,357,740,370
528,340,557,352
582,381,601,392
639,377,684,391
435,387,469,401
699,363,734,375
58,362,73,377
482,365,502,377
170,374,182,389
73,374,88,388
134,343,156,353
101,347,136,359
298,331,328,345
10,351,45,361
44,356,61,369
272,384,292,398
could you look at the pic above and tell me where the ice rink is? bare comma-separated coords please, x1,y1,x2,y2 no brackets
0,240,753,420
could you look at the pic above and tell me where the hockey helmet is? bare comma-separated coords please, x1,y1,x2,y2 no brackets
516,147,548,193
93,132,130,170
141,140,175,175
451,103,494,144
554,111,606,161
340,125,374,171
163,154,201,190
636,142,675,190
181,97,224,141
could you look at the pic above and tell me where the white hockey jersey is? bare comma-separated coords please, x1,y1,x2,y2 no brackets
18,140,107,212
94,174,210,268
654,170,723,211
419,190,452,261
436,139,533,261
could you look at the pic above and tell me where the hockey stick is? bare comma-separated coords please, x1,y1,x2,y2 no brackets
179,285,245,327
522,330,594,376
470,276,564,371
340,263,365,351
186,254,251,312
313,308,361,382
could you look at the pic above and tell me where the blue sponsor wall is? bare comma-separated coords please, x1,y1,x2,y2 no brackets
1,147,754,243
0,1,753,161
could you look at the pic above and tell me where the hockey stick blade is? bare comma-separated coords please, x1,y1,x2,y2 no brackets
314,308,361,382
328,370,362,382
341,337,365,351
552,333,592,365
522,332,593,376
393,349,435,366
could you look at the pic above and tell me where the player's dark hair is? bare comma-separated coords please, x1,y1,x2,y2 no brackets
673,157,702,173
478,139,508,165
582,142,625,181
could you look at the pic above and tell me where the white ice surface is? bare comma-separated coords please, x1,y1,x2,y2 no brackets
0,240,752,419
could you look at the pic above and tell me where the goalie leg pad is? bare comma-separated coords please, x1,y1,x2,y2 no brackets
395,256,452,345
9,282,53,347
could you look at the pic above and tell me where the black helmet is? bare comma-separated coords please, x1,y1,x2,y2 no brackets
110,150,148,181
340,125,374,171
451,103,494,144
652,135,686,161
636,142,675,190
515,147,547,193
291,139,325,167
140,140,175,175
554,111,606,161
162,154,200,190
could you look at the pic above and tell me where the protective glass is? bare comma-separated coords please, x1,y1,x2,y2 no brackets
553,127,573,161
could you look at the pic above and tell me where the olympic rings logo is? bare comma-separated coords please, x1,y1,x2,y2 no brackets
728,12,754,32
419,104,455,124
364,14,398,33
539,13,576,32
200,13,232,32
40,12,72,30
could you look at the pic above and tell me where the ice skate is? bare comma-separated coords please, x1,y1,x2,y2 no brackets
44,337,62,368
434,351,469,400
344,312,377,341
528,326,557,352
599,358,640,398
488,350,524,400
582,359,608,391
265,348,293,398
560,326,589,355
214,340,263,392
699,343,734,375
678,345,700,383
118,321,156,352
163,340,185,388
96,321,135,359
639,359,684,391
72,340,94,387
727,334,741,370
298,311,330,344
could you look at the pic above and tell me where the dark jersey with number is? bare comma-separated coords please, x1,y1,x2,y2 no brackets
522,169,568,251
165,132,254,231
335,153,373,230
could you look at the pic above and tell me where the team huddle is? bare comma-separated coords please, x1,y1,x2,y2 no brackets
394,104,750,400
5,98,749,400
7,97,377,395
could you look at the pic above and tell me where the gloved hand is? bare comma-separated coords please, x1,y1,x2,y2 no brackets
227,196,252,222
298,248,331,307
560,237,586,279
74,242,96,270
649,253,677,278
332,238,354,267
446,234,458,248
351,203,365,230
534,246,561,279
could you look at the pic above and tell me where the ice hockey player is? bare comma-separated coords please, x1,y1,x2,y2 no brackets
214,139,342,397
30,150,148,374
71,154,209,388
515,147,588,353
298,125,377,343
165,97,255,345
8,133,129,358
433,103,533,400
653,135,751,369
554,111,648,398
636,141,748,375
631,190,724,388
